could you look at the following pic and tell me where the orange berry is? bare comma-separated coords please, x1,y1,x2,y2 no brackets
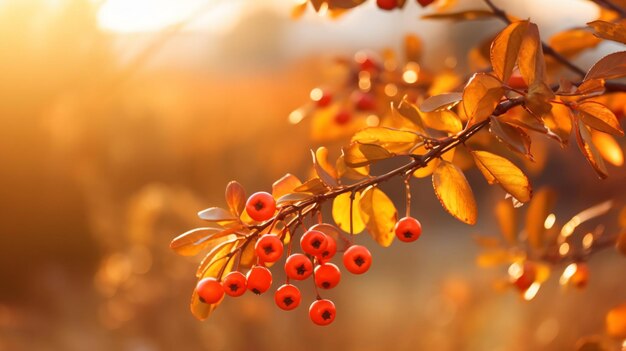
394,216,422,242
284,253,313,280
300,230,329,256
309,299,336,326
342,245,372,275
246,192,276,222
333,110,351,125
246,265,272,295
274,284,301,311
196,277,224,304
377,0,398,11
513,262,537,292
255,234,284,263
221,271,247,297
317,235,337,263
314,262,341,289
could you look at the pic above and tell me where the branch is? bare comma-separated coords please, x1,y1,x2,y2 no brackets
484,0,587,78
592,0,626,18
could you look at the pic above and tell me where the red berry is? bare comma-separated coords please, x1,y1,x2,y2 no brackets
284,253,313,280
313,89,333,108
300,230,329,256
394,216,422,242
309,299,336,326
317,236,337,263
274,284,301,311
314,262,341,289
247,265,272,295
416,0,435,7
221,271,247,297
255,234,284,263
246,192,276,222
513,262,537,292
353,91,376,111
196,277,224,304
342,245,372,275
507,72,527,89
377,0,398,11
333,110,351,125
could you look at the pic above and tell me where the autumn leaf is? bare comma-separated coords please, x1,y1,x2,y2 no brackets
422,10,496,21
359,186,398,247
198,207,237,222
577,101,624,136
225,181,246,217
524,81,554,118
332,192,365,234
606,303,626,338
591,130,624,166
549,29,601,58
489,117,532,157
276,192,313,206
294,177,329,194
518,23,547,86
419,110,463,133
542,102,573,144
462,73,504,124
419,92,462,113
170,227,235,256
412,146,455,178
578,119,610,178
272,173,303,199
495,199,518,244
472,151,532,203
336,154,370,180
312,147,339,187
351,127,420,153
343,142,394,167
490,20,530,83
432,160,477,225
585,51,626,81
588,20,626,45
395,98,426,131
525,188,557,250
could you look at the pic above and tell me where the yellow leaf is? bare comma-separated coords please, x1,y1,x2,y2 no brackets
191,236,238,320
197,207,237,222
412,146,455,178
489,117,532,157
585,51,626,81
472,151,532,203
312,147,338,187
419,92,463,113
294,177,328,194
272,173,302,199
549,29,601,58
588,20,626,45
591,130,624,166
351,127,420,153
525,187,557,250
276,192,313,206
336,154,370,180
490,20,530,82
332,192,365,235
359,186,398,247
420,110,463,133
225,181,246,217
343,142,394,167
170,227,234,256
395,98,426,131
577,101,624,136
519,23,547,86
462,73,504,124
606,303,626,338
495,199,518,244
575,119,609,178
432,160,477,225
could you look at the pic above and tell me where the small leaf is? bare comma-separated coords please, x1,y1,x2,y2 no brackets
336,154,370,180
432,160,477,225
576,119,610,179
577,101,624,136
312,147,338,187
198,207,237,222
489,117,532,157
294,178,329,194
225,181,246,217
359,186,398,247
549,29,601,58
524,81,554,118
491,20,530,82
525,187,557,250
585,51,626,81
276,192,313,206
395,98,426,131
419,92,463,113
170,227,233,256
422,10,496,21
542,102,573,144
332,191,365,234
462,73,504,124
495,199,518,244
272,173,302,199
591,130,624,166
518,23,547,86
351,127,420,153
343,142,394,167
606,303,626,338
588,20,626,45
420,110,463,133
472,151,532,203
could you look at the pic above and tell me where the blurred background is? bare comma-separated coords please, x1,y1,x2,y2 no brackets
1,0,626,350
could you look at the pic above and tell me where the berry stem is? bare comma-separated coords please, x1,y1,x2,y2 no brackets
404,175,411,218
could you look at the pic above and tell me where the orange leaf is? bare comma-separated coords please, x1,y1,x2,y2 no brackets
495,199,518,244
197,207,237,222
585,51,626,81
272,173,302,199
170,227,234,256
577,101,624,136
462,73,504,124
489,117,532,157
588,20,626,45
422,10,496,21
225,181,246,217
519,23,547,86
591,130,624,166
404,34,423,62
343,142,394,167
525,188,557,250
576,119,610,179
472,151,532,203
432,160,477,225
419,92,462,113
549,29,601,58
312,147,338,187
351,127,420,153
490,20,530,83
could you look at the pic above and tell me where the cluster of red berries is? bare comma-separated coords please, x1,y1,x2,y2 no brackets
195,192,423,326
376,0,435,11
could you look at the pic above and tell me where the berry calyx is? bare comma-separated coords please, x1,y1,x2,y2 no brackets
416,0,435,7
317,235,337,263
221,271,247,297
342,245,372,275
196,277,224,304
333,110,351,125
246,192,276,222
300,230,329,256
274,284,301,311
377,0,398,11
309,299,336,326
394,216,422,243
246,265,272,295
284,253,314,280
255,234,284,263
314,262,341,289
